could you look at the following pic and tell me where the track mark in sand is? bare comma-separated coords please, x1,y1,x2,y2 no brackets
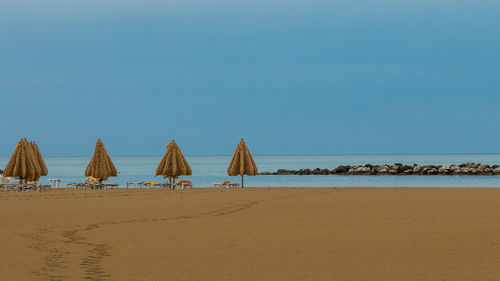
34,247,70,281
212,200,259,216
26,188,337,280
62,224,113,281
21,227,70,281
80,244,112,280
42,198,262,280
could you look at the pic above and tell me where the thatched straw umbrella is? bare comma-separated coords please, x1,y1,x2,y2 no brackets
3,139,43,182
31,141,48,177
227,139,258,187
156,140,192,183
85,139,117,182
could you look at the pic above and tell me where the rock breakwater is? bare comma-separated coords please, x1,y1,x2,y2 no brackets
260,163,500,176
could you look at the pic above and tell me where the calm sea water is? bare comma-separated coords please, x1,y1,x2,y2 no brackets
1,155,500,188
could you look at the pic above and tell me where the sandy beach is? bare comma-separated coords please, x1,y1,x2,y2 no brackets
1,187,500,280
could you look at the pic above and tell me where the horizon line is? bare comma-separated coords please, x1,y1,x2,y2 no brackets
2,152,500,158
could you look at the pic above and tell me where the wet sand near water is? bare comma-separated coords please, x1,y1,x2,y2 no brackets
1,187,500,280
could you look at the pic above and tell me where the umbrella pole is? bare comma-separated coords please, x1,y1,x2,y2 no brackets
241,175,244,188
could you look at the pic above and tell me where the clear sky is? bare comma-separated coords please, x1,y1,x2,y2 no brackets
1,0,499,157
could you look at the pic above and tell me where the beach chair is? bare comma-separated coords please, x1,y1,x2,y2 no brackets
213,180,230,188
67,177,104,190
84,176,120,190
84,176,102,189
24,181,40,192
12,183,23,192
11,183,21,192
228,183,241,188
139,181,150,188
39,185,51,191
126,182,140,188
103,183,119,189
66,182,84,189
149,181,166,189
175,180,192,189
0,183,19,192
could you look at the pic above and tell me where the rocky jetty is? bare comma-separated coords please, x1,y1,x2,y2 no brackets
259,163,500,176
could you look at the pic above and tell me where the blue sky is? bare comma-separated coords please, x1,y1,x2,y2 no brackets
1,0,499,156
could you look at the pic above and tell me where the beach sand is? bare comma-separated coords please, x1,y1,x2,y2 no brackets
1,187,500,280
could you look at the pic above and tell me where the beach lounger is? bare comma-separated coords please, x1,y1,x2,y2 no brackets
153,181,166,188
66,177,113,190
39,185,51,191
213,180,230,188
68,176,102,189
0,183,9,191
102,183,119,189
228,183,241,188
66,183,84,189
0,183,20,192
84,177,120,190
148,181,168,189
127,181,168,189
126,182,141,188
143,181,167,188
85,177,102,189
128,181,151,188
8,182,41,192
26,182,40,192
175,180,192,189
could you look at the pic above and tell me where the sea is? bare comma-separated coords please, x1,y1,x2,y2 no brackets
1,154,500,188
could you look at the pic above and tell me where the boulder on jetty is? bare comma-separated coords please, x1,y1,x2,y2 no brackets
259,163,500,176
